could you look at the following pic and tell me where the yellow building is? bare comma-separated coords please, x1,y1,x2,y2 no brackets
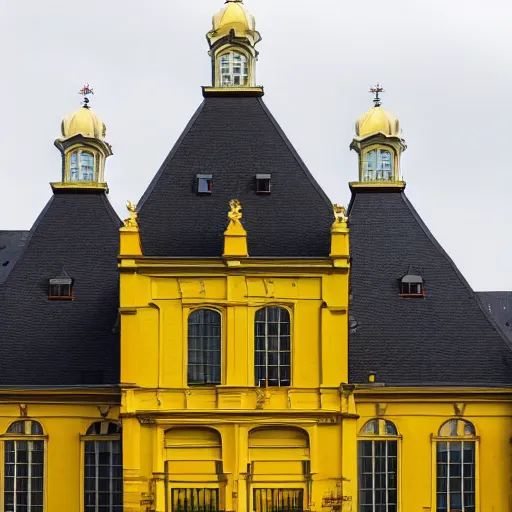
1,2,512,512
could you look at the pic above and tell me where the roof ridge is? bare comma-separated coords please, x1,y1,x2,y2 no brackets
137,100,206,210
400,192,512,354
256,97,334,212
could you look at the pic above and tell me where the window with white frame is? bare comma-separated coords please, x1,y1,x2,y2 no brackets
187,309,222,385
358,419,398,512
362,149,393,182
219,52,248,87
254,306,291,387
4,420,45,512
84,421,123,512
70,151,95,181
436,419,476,512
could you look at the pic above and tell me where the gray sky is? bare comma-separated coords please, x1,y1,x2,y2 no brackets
1,0,511,290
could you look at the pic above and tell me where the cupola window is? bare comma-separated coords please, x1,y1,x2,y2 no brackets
49,269,74,300
256,174,271,194
363,149,393,181
70,151,95,181
219,52,248,87
196,174,213,194
400,274,425,297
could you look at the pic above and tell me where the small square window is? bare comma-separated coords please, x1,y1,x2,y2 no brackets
256,174,271,194
49,279,73,299
197,174,213,194
400,274,425,297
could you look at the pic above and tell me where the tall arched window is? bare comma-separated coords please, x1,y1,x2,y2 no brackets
363,149,393,181
84,421,123,512
358,419,398,512
436,419,476,512
5,420,45,512
70,151,95,181
219,52,248,86
254,306,291,387
188,309,222,385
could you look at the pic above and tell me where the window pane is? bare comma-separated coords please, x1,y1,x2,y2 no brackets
254,307,291,387
188,309,222,385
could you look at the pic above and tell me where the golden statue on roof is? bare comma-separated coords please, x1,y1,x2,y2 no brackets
124,200,139,228
333,204,348,223
228,199,243,225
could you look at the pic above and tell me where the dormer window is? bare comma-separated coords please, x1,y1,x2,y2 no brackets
196,174,213,194
219,52,248,87
255,174,271,194
400,274,425,297
48,269,73,300
70,151,95,182
363,149,393,182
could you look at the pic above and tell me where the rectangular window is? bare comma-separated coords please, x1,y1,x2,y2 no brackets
48,278,73,299
84,439,123,512
437,442,475,512
358,440,398,512
171,488,220,512
256,174,271,194
197,174,213,194
253,489,303,512
5,439,45,512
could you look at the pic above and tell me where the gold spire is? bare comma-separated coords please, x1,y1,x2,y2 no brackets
211,0,259,39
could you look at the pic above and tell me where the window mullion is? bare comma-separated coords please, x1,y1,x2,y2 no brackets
13,441,17,512
385,441,389,512
28,441,32,510
109,441,114,510
265,309,269,386
372,441,376,512
447,443,451,512
461,442,465,512
277,309,281,386
95,441,100,512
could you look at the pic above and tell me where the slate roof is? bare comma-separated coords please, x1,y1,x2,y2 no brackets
348,189,512,386
138,96,333,257
0,190,121,386
477,292,512,343
0,231,29,284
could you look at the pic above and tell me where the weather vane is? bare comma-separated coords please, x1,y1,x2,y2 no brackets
369,82,384,107
79,83,94,108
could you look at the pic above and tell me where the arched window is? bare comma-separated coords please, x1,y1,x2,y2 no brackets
188,309,222,385
84,421,123,512
358,419,398,512
5,420,45,512
363,149,394,182
219,52,248,86
254,306,291,387
70,151,95,181
436,419,476,512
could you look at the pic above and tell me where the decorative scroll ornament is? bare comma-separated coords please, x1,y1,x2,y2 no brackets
228,199,243,225
333,203,348,224
124,200,139,228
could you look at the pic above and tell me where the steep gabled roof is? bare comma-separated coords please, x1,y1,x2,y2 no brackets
0,231,29,284
138,96,333,257
348,190,512,386
0,190,121,386
478,292,512,343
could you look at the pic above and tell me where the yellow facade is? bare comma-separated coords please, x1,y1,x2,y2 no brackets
0,390,120,512
118,211,355,512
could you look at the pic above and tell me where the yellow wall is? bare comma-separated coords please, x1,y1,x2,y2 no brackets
119,219,351,512
0,399,120,512
355,389,512,512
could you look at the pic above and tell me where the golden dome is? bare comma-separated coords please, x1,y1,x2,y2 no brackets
356,106,400,138
61,106,106,140
212,0,256,36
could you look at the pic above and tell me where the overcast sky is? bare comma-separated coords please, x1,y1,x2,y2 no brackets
1,0,511,290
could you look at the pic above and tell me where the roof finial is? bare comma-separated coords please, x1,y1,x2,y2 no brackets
78,83,94,109
369,82,385,107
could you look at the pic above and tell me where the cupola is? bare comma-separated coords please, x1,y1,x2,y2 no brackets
350,83,406,189
53,84,113,191
206,0,262,93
